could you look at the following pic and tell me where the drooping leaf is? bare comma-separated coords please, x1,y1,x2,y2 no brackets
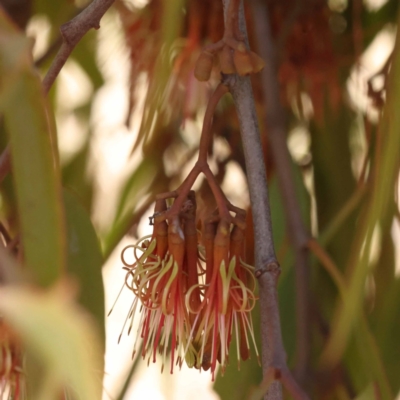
130,0,185,152
0,283,103,400
63,189,105,349
321,9,400,370
62,141,93,212
0,9,65,287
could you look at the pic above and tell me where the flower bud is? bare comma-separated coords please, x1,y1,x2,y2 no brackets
194,50,214,82
219,45,236,74
233,48,253,76
249,51,265,73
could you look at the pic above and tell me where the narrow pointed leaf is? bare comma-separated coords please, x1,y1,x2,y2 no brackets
63,189,105,349
0,10,65,287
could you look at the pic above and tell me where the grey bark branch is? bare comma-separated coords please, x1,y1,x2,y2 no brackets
221,1,311,399
250,0,311,382
221,1,283,398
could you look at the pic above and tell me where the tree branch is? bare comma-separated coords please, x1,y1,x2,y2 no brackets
42,0,116,94
221,1,311,399
221,1,281,399
250,0,311,382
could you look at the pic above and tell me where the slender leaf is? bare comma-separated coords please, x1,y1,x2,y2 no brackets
0,283,103,400
321,8,400,369
0,10,65,287
63,189,105,348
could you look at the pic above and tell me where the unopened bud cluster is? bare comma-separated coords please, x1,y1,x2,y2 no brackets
194,42,265,81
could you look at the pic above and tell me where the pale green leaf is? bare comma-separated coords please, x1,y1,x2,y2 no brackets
0,284,103,400
0,9,65,287
63,189,105,349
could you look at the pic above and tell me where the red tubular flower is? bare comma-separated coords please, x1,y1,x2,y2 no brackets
120,197,196,373
185,214,259,380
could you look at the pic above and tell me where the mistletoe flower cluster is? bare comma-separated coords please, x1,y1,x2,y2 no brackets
119,193,258,379
111,1,266,374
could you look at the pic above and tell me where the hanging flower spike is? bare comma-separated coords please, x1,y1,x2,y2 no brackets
162,211,192,372
180,193,204,368
203,217,218,288
147,208,190,372
120,199,168,361
228,216,259,370
186,211,258,380
219,45,236,75
182,193,202,324
138,199,173,368
153,198,169,259
233,43,254,76
194,50,215,81
189,218,230,379
122,196,198,373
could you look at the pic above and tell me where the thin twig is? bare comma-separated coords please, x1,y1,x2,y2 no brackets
252,366,311,400
307,238,346,298
319,184,368,247
42,0,116,94
250,0,311,383
280,368,310,400
198,84,229,162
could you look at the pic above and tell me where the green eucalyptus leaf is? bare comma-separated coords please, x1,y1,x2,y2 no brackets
0,9,65,287
321,10,400,371
0,284,103,400
63,189,105,349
